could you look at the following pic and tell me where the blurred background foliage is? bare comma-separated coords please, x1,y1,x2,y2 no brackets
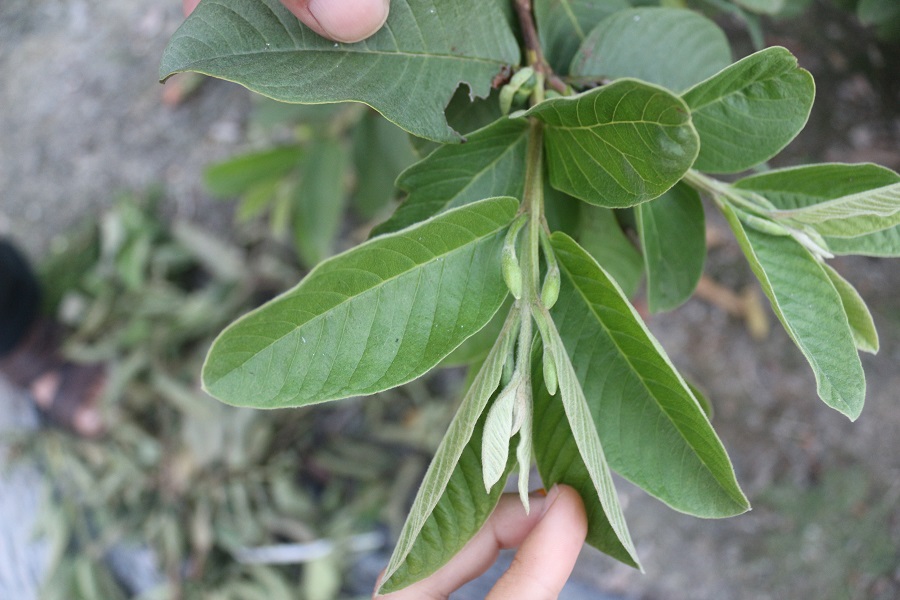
11,185,463,599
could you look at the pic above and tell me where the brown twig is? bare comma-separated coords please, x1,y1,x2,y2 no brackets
513,0,568,94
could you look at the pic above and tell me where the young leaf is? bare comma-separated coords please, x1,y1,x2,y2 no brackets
202,196,519,408
481,381,518,491
571,8,732,93
533,0,629,73
378,310,520,593
293,139,348,266
682,46,815,174
637,182,706,313
720,204,866,419
733,163,900,256
575,206,643,298
533,321,641,568
160,0,521,142
373,119,529,236
549,232,749,517
523,79,699,208
821,264,879,354
770,183,900,238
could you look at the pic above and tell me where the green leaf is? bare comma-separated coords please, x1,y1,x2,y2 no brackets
574,206,643,298
293,139,348,266
202,196,518,407
682,46,815,173
352,111,416,219
440,297,513,367
409,88,504,157
373,118,529,236
637,182,706,312
533,319,641,568
821,264,879,354
203,146,304,197
160,0,521,142
770,183,900,238
379,310,519,593
826,227,900,257
733,163,900,256
534,0,629,73
720,204,866,419
524,79,699,208
570,8,732,93
549,232,749,516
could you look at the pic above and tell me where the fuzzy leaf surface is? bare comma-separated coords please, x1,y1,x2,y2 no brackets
821,264,879,354
160,0,520,142
770,183,900,238
682,47,814,173
734,163,900,256
524,80,699,208
549,232,749,516
571,8,731,93
202,197,518,407
637,182,706,312
379,310,519,592
534,0,628,73
721,205,865,419
374,119,529,236
534,322,641,568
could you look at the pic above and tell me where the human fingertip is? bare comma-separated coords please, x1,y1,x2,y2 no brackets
308,0,389,43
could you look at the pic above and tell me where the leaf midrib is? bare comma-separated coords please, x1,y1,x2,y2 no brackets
172,43,513,65
209,221,506,386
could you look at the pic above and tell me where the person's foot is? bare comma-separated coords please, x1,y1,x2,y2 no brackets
0,319,105,437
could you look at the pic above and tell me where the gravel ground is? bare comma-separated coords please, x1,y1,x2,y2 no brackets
1,1,898,598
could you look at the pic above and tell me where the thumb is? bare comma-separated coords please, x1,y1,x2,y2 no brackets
183,0,389,44
280,0,390,43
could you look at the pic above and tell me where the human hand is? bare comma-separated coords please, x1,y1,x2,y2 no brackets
375,484,588,599
182,0,389,43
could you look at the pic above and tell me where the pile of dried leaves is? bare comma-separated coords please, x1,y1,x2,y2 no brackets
10,195,454,599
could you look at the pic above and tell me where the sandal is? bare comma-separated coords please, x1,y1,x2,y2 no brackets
0,318,105,437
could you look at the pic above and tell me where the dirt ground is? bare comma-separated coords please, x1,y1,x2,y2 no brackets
1,1,898,599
